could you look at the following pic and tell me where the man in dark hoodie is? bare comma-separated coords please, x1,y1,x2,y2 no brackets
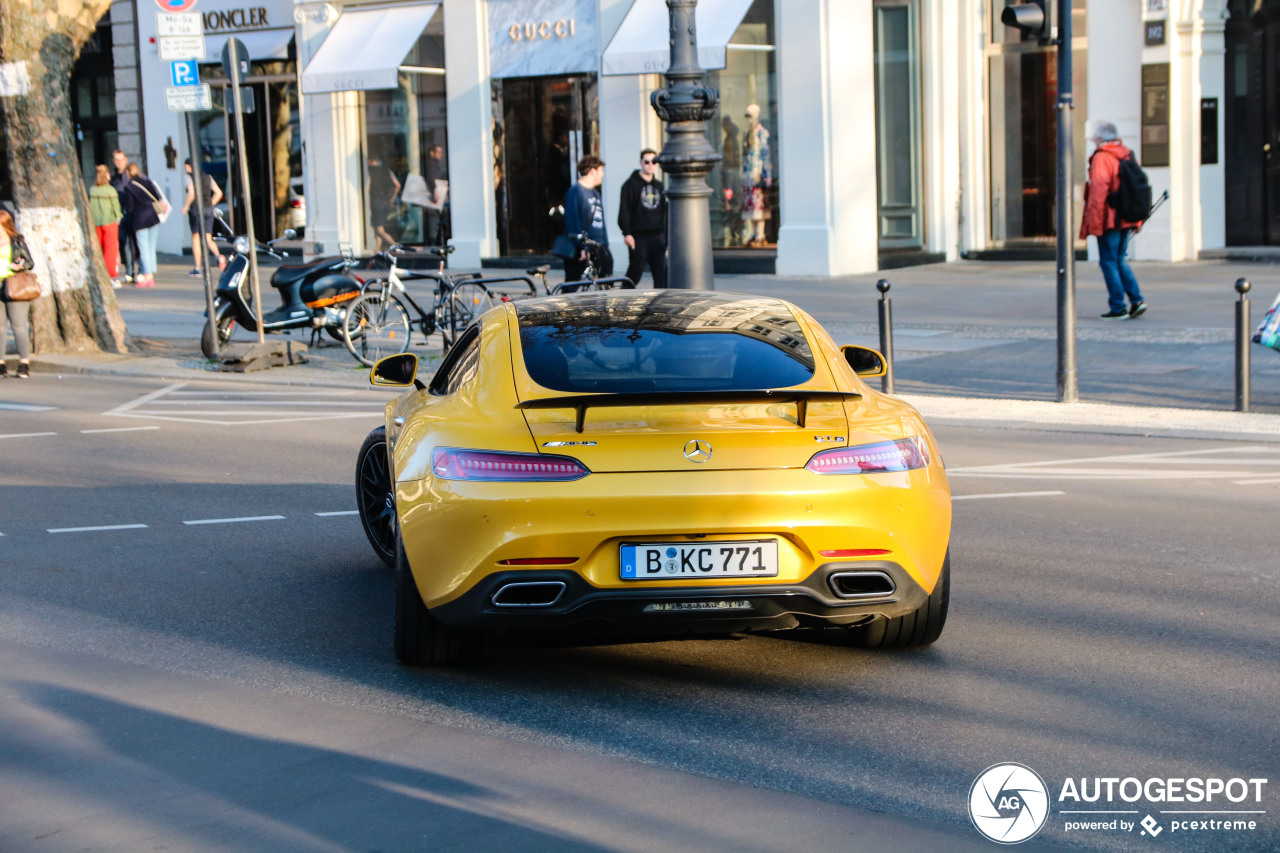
617,149,667,288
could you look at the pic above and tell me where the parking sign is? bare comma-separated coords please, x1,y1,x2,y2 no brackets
170,60,199,87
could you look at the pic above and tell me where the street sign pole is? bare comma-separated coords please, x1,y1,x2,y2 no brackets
224,38,266,344
186,111,218,358
1056,0,1078,403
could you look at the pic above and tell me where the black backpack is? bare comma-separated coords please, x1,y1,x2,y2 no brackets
1108,154,1153,223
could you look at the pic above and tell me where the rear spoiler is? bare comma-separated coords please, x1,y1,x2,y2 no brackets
516,390,856,433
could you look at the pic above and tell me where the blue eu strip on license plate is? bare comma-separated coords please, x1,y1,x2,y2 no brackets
619,540,779,580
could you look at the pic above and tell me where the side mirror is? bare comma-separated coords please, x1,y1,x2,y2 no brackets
841,345,887,378
283,228,297,240
371,352,419,387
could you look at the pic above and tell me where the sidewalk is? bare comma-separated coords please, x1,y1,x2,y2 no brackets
23,255,1280,442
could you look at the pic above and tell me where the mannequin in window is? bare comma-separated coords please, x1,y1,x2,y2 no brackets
740,103,772,246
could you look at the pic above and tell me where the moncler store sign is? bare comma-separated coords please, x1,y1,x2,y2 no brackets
488,0,598,78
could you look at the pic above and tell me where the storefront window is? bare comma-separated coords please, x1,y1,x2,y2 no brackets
362,19,448,248
986,0,1087,244
706,0,777,250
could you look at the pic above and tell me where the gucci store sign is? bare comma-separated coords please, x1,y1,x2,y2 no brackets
489,0,597,78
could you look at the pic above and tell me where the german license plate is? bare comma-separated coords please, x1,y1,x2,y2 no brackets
619,540,779,581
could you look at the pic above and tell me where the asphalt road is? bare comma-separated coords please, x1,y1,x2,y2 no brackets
0,374,1276,852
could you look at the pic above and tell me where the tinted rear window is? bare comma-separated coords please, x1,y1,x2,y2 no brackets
517,292,815,393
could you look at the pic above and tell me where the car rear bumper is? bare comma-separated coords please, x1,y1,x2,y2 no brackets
430,560,928,635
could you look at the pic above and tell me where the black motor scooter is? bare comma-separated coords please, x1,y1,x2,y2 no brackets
201,219,364,358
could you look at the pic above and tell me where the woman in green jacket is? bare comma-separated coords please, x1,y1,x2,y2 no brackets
89,163,124,287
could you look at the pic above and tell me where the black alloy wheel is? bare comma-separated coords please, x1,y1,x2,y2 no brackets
355,426,396,568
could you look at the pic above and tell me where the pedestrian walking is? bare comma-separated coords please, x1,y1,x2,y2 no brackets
559,156,612,282
110,149,140,284
0,209,35,378
89,164,123,287
618,149,667,289
121,163,166,287
367,154,400,251
183,158,225,277
1080,121,1147,320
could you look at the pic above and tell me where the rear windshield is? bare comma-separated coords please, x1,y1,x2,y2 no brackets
517,292,815,394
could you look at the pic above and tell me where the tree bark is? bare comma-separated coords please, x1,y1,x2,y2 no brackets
0,0,131,355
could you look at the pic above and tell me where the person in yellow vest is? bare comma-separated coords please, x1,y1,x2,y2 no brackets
0,209,34,378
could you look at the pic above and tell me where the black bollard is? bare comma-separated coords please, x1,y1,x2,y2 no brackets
1236,278,1251,413
877,279,895,394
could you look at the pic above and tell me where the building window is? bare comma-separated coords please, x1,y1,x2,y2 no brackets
706,0,777,250
874,0,924,251
985,0,1088,245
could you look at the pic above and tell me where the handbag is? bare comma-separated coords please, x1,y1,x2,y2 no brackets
1254,290,1280,352
551,233,578,259
3,270,41,301
134,179,171,222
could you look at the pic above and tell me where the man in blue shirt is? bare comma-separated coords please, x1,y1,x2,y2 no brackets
561,156,613,282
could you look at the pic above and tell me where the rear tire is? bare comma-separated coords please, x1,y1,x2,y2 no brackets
848,552,950,649
355,426,396,568
394,535,475,665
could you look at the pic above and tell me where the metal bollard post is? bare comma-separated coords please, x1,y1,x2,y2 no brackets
877,279,895,394
1236,278,1251,413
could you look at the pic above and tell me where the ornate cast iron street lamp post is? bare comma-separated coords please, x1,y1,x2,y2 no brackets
651,0,720,290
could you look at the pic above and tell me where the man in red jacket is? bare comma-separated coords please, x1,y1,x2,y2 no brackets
1079,122,1147,320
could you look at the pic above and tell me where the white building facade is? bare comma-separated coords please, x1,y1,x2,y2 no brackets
123,0,1265,275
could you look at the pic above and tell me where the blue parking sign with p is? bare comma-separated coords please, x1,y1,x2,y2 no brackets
170,61,199,87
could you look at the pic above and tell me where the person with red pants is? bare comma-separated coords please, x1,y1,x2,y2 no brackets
89,164,123,287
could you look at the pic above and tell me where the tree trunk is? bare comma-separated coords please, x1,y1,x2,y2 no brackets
0,0,131,355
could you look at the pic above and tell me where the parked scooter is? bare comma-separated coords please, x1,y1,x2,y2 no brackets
201,215,364,358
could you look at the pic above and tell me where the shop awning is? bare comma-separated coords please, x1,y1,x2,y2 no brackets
301,3,441,94
204,29,295,63
602,0,756,76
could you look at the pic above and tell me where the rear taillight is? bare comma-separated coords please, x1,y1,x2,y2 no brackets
805,437,930,474
431,447,590,482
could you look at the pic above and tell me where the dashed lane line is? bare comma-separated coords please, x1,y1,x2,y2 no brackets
80,426,161,434
48,524,149,534
182,515,287,526
0,402,57,412
316,510,359,517
0,432,57,440
953,491,1065,501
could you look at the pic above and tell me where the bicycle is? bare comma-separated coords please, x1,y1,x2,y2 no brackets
529,234,636,295
342,244,496,367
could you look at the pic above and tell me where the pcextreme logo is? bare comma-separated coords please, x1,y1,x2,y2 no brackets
968,764,1270,844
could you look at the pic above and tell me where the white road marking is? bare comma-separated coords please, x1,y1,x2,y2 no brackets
0,432,57,440
953,490,1065,501
0,402,57,412
80,426,161,434
104,382,187,417
104,383,388,426
950,445,1280,484
48,524,148,534
1234,478,1280,485
182,515,286,526
315,510,359,517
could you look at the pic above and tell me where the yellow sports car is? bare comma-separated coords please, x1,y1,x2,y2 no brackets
354,290,951,665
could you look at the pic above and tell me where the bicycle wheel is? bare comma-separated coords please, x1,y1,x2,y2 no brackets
344,291,413,367
447,281,495,337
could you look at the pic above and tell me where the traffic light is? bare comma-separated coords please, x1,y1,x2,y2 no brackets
1001,0,1055,43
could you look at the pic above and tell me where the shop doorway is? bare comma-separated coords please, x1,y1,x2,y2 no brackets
873,0,924,252
984,1,1088,247
199,68,302,245
1226,1,1280,245
492,74,598,256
